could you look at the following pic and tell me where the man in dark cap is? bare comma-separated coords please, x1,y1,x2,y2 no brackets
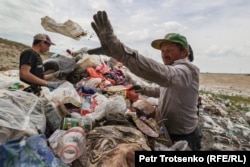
19,33,62,93
87,11,201,150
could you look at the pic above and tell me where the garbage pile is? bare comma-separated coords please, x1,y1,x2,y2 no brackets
0,50,250,166
198,93,250,151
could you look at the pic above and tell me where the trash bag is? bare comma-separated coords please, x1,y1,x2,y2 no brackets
51,81,82,108
43,54,76,75
105,95,127,117
41,16,86,40
0,90,46,142
0,134,68,167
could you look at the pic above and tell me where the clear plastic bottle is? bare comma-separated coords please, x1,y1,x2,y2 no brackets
78,117,93,133
57,127,86,164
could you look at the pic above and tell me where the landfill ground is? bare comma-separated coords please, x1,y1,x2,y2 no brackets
199,73,250,97
199,73,250,150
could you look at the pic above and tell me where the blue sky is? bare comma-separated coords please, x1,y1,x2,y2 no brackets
1,0,250,73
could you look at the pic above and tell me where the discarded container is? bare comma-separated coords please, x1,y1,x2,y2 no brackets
78,117,92,133
45,102,62,131
61,117,79,130
8,82,20,90
57,127,86,164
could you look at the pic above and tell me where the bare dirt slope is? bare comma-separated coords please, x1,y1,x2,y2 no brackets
0,37,51,70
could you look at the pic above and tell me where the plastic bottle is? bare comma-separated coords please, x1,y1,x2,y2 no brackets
57,127,86,164
78,117,93,133
45,101,62,131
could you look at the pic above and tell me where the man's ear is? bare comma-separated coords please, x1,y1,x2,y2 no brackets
181,48,189,59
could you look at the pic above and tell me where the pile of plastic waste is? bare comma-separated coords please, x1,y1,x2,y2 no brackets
198,93,250,151
0,50,250,167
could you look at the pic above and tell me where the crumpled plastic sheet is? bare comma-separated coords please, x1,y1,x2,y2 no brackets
0,90,46,136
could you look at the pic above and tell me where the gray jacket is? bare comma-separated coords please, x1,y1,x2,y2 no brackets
107,41,200,135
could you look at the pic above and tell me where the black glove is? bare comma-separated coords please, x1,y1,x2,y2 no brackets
47,81,61,89
87,11,116,56
128,85,143,93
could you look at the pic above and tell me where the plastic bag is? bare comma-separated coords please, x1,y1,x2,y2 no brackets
57,127,86,164
51,81,82,108
105,95,127,117
0,90,46,141
83,93,108,122
75,54,102,73
0,134,68,167
41,16,86,40
43,54,76,74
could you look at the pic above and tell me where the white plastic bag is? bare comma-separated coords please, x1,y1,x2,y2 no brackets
41,16,86,40
105,95,127,117
51,81,82,107
0,90,46,138
83,93,108,122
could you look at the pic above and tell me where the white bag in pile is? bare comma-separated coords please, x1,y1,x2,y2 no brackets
0,90,46,143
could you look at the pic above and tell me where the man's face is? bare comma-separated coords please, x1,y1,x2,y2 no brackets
160,43,187,65
40,41,51,53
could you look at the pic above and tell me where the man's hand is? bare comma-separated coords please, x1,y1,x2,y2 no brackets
47,81,62,89
128,85,144,93
87,11,116,56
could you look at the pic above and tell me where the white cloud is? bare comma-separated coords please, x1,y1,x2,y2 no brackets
1,0,250,73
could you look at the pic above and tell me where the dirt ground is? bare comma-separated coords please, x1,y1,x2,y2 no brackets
198,73,250,151
199,73,250,97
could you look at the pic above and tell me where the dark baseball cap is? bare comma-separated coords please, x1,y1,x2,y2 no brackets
33,33,55,45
